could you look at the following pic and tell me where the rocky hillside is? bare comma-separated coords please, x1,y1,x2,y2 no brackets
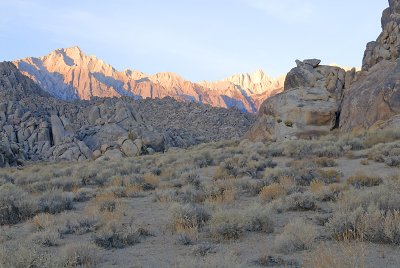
249,0,400,141
0,62,255,167
13,47,283,113
340,0,400,132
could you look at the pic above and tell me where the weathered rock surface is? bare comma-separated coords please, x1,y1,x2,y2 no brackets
247,60,347,140
13,47,283,113
0,62,255,166
249,0,400,139
340,0,400,132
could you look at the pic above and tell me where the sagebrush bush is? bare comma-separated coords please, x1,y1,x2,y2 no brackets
310,180,335,201
93,222,141,249
157,185,205,203
73,187,96,202
303,241,366,268
176,254,242,268
316,169,341,184
168,203,210,232
0,183,36,225
29,230,60,247
282,192,317,211
347,173,383,188
364,129,400,148
204,183,236,204
31,213,54,231
90,192,122,213
191,242,216,256
259,183,286,202
209,205,273,240
274,218,318,254
368,141,400,167
327,178,400,244
56,212,98,235
60,243,100,267
233,177,265,197
281,140,343,158
37,190,74,214
193,151,214,168
0,242,55,267
254,255,299,267
264,167,317,186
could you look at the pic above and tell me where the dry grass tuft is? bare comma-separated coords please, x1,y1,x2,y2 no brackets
347,172,383,188
259,183,286,202
303,241,366,268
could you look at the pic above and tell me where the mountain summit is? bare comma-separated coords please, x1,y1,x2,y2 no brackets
13,47,284,112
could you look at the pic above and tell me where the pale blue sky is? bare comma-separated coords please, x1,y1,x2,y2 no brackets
0,0,389,81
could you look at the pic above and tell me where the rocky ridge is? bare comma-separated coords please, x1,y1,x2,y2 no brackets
0,62,255,167
340,0,400,132
249,0,400,141
14,48,283,113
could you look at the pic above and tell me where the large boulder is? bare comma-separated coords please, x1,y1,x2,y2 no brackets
247,60,347,140
50,115,66,145
340,0,400,132
120,139,140,157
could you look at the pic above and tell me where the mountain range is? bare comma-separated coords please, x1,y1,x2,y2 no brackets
13,47,284,113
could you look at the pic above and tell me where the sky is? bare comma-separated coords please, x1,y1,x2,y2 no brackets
0,0,389,81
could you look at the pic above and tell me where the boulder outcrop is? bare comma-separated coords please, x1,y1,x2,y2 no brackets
340,0,400,132
0,62,255,166
247,59,349,140
249,0,400,139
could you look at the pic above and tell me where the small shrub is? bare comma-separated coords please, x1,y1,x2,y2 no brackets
168,203,210,232
60,243,100,267
193,151,214,168
91,192,121,213
204,184,236,204
213,166,231,181
182,172,201,189
29,230,60,247
364,129,400,147
313,157,337,167
73,187,95,202
176,254,242,268
274,219,318,254
176,233,194,246
254,255,299,267
234,177,265,197
56,213,98,235
310,180,335,201
31,213,55,231
316,169,341,184
143,173,159,187
368,140,400,167
0,242,55,267
37,190,74,214
385,155,400,167
191,242,216,256
0,183,36,225
157,185,204,204
283,192,317,211
303,241,366,268
209,205,273,240
383,210,400,245
93,222,140,249
209,210,243,240
259,183,286,202
284,121,293,127
347,173,383,188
